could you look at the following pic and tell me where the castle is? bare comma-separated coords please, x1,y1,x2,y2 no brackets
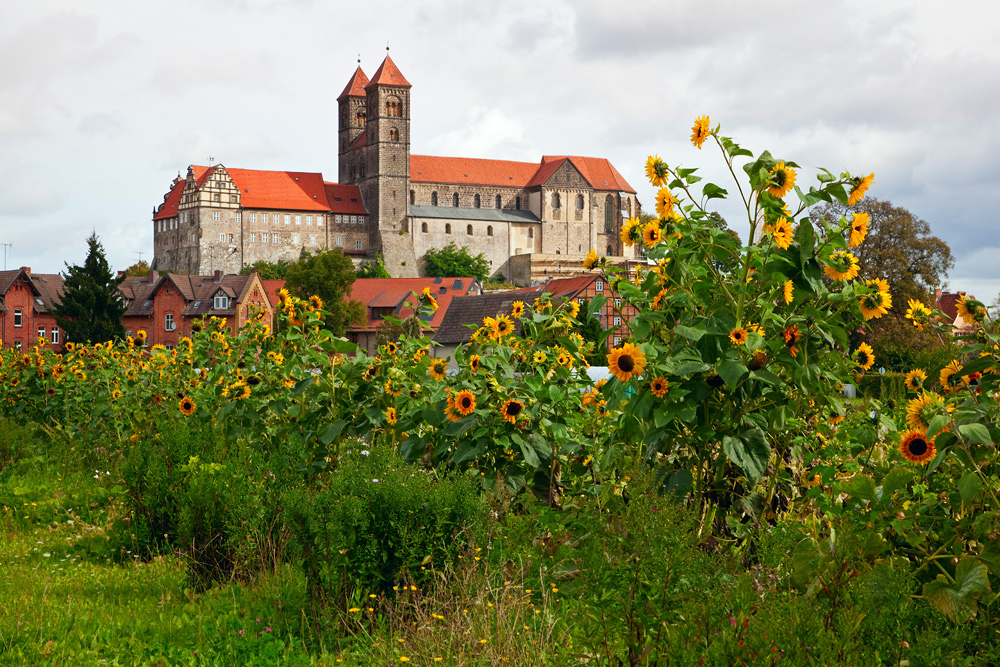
152,54,639,280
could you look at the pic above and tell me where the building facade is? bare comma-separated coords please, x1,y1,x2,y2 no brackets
0,268,65,351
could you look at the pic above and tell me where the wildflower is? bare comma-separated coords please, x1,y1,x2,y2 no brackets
904,369,927,391
823,250,860,282
783,280,794,305
179,397,196,415
766,161,797,198
899,429,936,465
532,350,547,365
607,342,647,382
848,212,869,248
428,358,448,381
853,343,875,371
655,188,675,219
469,355,481,372
729,327,749,346
500,399,524,424
690,115,711,149
649,377,668,398
386,407,397,425
642,220,663,247
847,172,875,207
455,389,476,415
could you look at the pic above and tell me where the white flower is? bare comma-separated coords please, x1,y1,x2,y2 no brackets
372,479,379,483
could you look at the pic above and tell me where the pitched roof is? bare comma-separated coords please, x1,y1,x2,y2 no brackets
348,277,480,331
226,168,331,211
155,273,260,318
260,279,287,307
0,269,27,295
154,166,210,221
324,183,368,215
30,273,65,313
410,155,540,188
337,66,369,101
433,291,541,345
368,55,411,88
527,156,636,193
347,129,367,152
539,275,599,298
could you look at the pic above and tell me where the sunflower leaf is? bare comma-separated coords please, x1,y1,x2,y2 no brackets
722,429,770,485
958,472,982,504
959,423,992,446
927,415,952,441
702,183,728,200
922,557,991,623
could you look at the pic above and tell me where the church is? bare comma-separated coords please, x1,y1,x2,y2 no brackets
151,53,640,282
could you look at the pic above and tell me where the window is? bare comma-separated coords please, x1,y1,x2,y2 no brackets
528,228,534,239
228,233,234,242
474,194,481,209
577,194,585,210
552,193,561,209
317,215,323,227
38,326,45,339
214,295,229,309
596,280,604,292
262,213,268,224
487,225,493,236
613,316,622,326
295,215,302,225
212,211,220,221
219,233,226,242
605,194,614,232
51,327,59,344
421,222,428,233
251,213,257,224
285,215,291,225
214,194,221,202
355,240,363,250
335,236,342,246
350,215,357,224
309,234,316,245
496,194,502,209
453,192,459,207
467,224,473,235
409,190,415,205
445,223,452,234
251,233,257,243
607,245,613,256
236,212,242,223
335,215,342,224
273,233,280,243
306,215,312,226
613,336,622,347
262,233,269,243
431,191,438,206
614,298,621,307
386,99,402,117
515,196,521,210
165,313,176,331
390,128,399,141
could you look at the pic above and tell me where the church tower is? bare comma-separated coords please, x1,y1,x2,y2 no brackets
360,53,413,264
337,64,368,179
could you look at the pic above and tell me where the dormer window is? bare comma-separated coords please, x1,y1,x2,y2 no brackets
214,295,229,309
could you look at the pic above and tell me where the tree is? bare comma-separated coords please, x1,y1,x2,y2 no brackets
356,253,391,279
240,259,292,280
813,198,954,369
283,249,366,336
574,298,608,366
423,242,490,281
52,232,127,344
122,260,151,277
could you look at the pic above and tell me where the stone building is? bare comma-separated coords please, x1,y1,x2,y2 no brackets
152,53,639,280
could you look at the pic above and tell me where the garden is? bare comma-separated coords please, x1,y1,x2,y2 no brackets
2,118,999,665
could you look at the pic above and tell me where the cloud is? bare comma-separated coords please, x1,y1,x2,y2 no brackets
424,106,535,161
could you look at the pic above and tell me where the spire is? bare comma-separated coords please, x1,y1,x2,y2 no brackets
368,54,411,88
337,65,369,101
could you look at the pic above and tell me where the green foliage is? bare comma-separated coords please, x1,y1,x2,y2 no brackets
121,259,151,277
283,248,366,336
355,253,391,279
423,242,490,281
52,232,127,344
240,258,293,279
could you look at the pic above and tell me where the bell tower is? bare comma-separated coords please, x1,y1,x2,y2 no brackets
337,61,368,181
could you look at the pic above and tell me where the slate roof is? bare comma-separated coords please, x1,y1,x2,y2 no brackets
408,205,539,223
432,290,542,345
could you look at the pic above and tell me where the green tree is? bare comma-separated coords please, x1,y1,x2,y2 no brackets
574,298,608,366
283,249,366,336
122,260,151,277
240,259,292,280
52,232,127,344
813,198,954,369
356,253,391,279
423,242,490,281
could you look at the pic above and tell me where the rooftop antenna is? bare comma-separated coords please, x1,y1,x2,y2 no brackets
358,53,361,65
386,42,390,53
0,242,10,270
134,251,145,263
208,156,215,165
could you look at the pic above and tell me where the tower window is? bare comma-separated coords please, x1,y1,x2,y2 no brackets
474,194,481,209
577,194,585,210
390,128,399,141
421,222,428,233
356,111,366,126
409,190,415,205
552,193,561,209
386,99,402,117
431,191,438,206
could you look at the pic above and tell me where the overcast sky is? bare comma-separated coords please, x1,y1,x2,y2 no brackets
2,1,998,298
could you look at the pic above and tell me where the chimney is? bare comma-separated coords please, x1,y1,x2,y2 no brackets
147,270,157,283
934,288,942,304
214,270,223,283
22,266,30,279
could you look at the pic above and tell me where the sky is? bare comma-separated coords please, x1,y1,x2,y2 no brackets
1,1,998,299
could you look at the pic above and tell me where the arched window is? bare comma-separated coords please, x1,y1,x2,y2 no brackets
528,227,534,239
552,193,561,209
355,110,366,127
515,196,521,210
453,192,459,207
576,194,585,210
390,128,399,141
421,222,428,233
445,223,452,234
604,194,614,232
431,191,438,206
487,225,493,236
385,98,402,117
409,190,415,205
556,249,561,255
495,194,502,209
466,224,473,235
474,194,481,209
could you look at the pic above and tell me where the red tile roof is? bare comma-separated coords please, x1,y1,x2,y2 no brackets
410,155,540,188
528,156,636,193
227,168,331,211
324,183,368,215
348,277,479,331
337,66,369,101
261,280,286,307
540,275,599,297
368,55,411,88
155,166,211,220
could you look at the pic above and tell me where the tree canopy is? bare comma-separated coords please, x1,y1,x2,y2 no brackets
240,259,292,280
356,253,392,279
52,232,127,344
423,243,490,282
283,249,366,336
122,260,151,277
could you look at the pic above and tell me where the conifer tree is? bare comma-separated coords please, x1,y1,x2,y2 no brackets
52,232,127,344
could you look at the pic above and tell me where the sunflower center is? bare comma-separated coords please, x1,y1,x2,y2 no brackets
773,170,786,187
506,402,522,417
461,396,472,409
909,437,928,456
618,355,635,373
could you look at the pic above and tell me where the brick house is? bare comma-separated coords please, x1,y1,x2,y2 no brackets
432,290,543,366
120,271,273,348
535,274,635,348
0,267,65,351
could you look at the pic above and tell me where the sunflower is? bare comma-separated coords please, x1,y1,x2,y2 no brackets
179,397,196,415
783,280,794,305
511,301,525,318
110,388,122,400
853,342,875,371
956,295,986,324
904,391,950,431
748,349,768,371
823,250,860,282
829,413,844,425
469,355,481,372
455,389,476,415
766,217,794,250
309,295,323,310
492,314,514,339
500,399,524,424
620,217,640,248
847,173,875,207
899,429,936,465
729,327,749,346
642,220,663,248
690,115,711,149
939,360,962,392
848,212,870,248
905,299,932,331
654,188,676,220
386,407,397,425
64,342,76,352
607,342,647,382
567,301,581,319
651,288,668,310
582,249,599,270
904,369,927,391
533,350,547,365
428,358,448,381
783,324,803,358
557,350,573,368
383,341,398,356
384,379,403,397
425,294,439,313
766,161,797,198
650,377,669,398
859,279,892,320
645,154,670,186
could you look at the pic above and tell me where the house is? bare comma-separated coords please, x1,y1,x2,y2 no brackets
0,267,65,351
935,289,979,332
432,290,542,365
535,274,635,348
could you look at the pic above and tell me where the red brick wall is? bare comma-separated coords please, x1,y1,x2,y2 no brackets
151,283,188,348
1,278,36,351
